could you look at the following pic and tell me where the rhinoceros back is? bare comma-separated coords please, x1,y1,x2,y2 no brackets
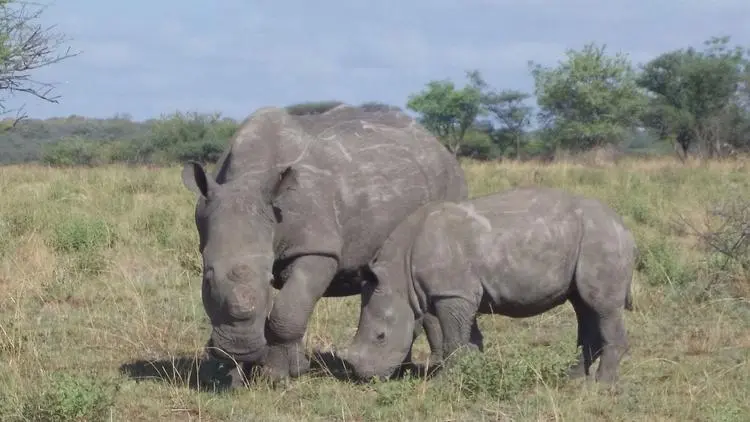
209,104,467,274
296,104,467,269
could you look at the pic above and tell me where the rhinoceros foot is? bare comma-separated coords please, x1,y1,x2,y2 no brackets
261,338,311,383
198,358,253,391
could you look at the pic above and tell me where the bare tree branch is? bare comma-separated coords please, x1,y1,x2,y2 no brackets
675,198,750,293
0,1,79,126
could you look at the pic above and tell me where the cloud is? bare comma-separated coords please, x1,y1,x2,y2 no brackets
11,0,750,120
76,40,139,69
154,19,225,60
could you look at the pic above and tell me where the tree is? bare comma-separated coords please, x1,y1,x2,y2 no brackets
406,70,485,156
530,42,647,152
637,36,750,159
0,1,78,125
482,89,532,159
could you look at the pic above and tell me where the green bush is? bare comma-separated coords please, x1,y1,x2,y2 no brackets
171,139,225,164
437,346,572,402
51,215,116,254
104,139,155,164
34,112,239,166
49,215,117,276
41,137,106,167
151,112,235,148
135,208,176,248
20,372,118,422
639,235,693,287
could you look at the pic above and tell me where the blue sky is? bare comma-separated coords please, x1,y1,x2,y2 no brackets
5,0,750,121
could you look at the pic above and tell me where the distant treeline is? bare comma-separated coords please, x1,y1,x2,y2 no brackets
3,34,750,166
0,102,409,166
0,100,669,167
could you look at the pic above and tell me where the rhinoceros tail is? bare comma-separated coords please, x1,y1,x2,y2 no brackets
633,243,645,272
626,242,639,311
624,288,633,311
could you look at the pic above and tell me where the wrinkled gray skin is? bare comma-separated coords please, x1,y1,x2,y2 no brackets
181,104,467,382
339,187,636,384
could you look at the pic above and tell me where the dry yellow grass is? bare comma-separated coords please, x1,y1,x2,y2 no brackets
0,156,748,421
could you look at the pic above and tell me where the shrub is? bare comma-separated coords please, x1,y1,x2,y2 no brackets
20,372,118,422
41,137,105,167
148,111,237,164
682,198,750,298
436,345,572,402
639,235,693,287
51,215,116,254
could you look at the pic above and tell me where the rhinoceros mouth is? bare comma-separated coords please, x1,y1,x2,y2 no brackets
206,329,267,364
348,365,400,383
336,349,401,382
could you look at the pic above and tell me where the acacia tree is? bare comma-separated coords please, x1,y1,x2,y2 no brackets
406,70,485,156
0,1,78,125
482,89,532,159
530,42,647,152
637,36,750,159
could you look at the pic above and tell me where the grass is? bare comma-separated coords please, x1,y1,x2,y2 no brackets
1,156,749,421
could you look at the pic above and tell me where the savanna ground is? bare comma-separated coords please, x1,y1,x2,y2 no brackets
1,157,749,421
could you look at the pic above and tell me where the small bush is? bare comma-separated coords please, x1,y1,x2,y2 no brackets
639,235,693,287
49,215,116,276
47,180,84,203
41,137,105,167
20,372,118,422
1,208,40,238
171,139,225,164
118,174,158,195
51,215,116,254
135,208,175,247
682,198,750,298
104,139,155,164
149,111,236,164
437,346,573,402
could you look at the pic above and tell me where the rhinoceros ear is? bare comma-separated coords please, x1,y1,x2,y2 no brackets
182,161,213,198
267,166,299,223
269,166,299,201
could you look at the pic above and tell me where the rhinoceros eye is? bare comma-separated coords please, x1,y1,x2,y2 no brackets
376,332,385,341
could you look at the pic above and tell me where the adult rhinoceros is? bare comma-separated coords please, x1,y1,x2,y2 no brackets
181,103,468,383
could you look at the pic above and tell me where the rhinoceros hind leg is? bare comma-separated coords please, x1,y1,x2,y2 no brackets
469,318,484,352
567,291,603,380
594,309,628,384
422,312,444,367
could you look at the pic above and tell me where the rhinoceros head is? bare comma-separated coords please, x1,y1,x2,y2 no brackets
181,161,298,365
338,268,415,381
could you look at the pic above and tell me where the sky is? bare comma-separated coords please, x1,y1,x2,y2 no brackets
4,0,750,121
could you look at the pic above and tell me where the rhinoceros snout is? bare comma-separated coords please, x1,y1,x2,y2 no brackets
205,333,268,364
336,347,388,381
334,348,361,374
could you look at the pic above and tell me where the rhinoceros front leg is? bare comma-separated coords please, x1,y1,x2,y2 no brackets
264,255,338,381
433,296,481,363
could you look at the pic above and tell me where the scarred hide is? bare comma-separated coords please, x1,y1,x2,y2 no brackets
341,187,636,385
181,103,468,383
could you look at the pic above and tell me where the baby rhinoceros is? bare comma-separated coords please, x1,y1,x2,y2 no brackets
338,187,637,385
